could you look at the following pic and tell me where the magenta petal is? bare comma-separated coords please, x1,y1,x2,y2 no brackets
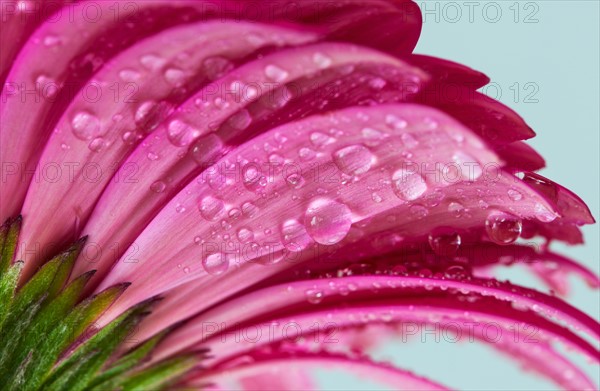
189,350,448,390
15,21,315,280
93,103,500,322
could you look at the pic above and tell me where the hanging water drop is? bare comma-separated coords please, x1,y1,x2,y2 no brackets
304,199,352,245
485,211,522,245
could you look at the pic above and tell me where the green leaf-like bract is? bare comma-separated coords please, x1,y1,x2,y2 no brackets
0,217,200,390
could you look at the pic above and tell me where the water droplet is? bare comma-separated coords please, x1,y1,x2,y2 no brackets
392,169,427,201
150,181,166,193
164,67,185,86
119,68,141,82
43,35,62,47
429,230,461,257
237,227,254,243
534,203,556,222
385,114,408,130
35,75,58,97
400,133,419,149
285,173,305,189
176,204,186,213
241,201,259,217
71,111,101,140
305,288,323,304
452,151,482,181
333,144,374,175
281,219,312,252
167,119,201,147
312,52,332,69
264,64,289,82
88,137,106,152
310,132,336,147
227,109,252,130
202,56,234,80
372,192,383,203
507,188,523,201
298,147,316,161
304,199,352,245
140,54,166,71
191,134,223,165
485,211,522,245
202,252,229,275
147,151,159,161
199,195,225,221
134,101,165,132
122,131,140,145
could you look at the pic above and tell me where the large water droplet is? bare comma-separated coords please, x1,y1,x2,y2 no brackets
202,56,234,80
242,201,259,217
237,227,254,243
333,144,374,175
428,230,461,257
281,219,312,252
227,109,252,130
305,288,323,304
392,169,427,201
88,137,106,152
202,252,229,275
191,134,223,165
71,111,101,140
140,54,166,71
485,211,522,245
199,195,225,221
150,181,166,193
167,119,201,147
264,64,289,82
312,52,332,69
304,199,352,245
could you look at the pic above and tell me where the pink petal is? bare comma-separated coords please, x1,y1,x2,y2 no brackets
189,350,448,391
94,103,501,323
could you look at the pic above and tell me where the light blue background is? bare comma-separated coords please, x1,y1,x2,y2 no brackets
318,2,599,390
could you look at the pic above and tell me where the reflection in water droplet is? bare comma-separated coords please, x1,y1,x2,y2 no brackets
428,230,461,257
150,181,166,193
285,173,305,189
71,111,101,140
199,195,225,221
281,219,312,252
88,137,106,152
167,119,201,147
392,169,427,201
304,199,352,245
242,201,259,218
237,227,254,243
264,64,289,82
191,134,223,164
305,288,323,304
333,144,374,175
485,211,522,245
312,52,332,69
202,252,229,275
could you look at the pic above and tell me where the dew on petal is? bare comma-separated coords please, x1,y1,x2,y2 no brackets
164,67,185,86
428,230,461,257
285,173,305,189
392,169,427,201
385,114,408,130
241,201,259,218
534,203,557,222
202,252,229,275
167,119,201,147
485,211,522,245
71,111,101,140
88,137,106,152
312,52,332,68
304,198,352,245
507,188,523,201
305,288,324,304
150,181,166,193
191,134,223,164
237,227,254,243
227,110,252,130
199,195,225,221
281,219,312,252
264,64,289,82
333,144,374,175
139,53,166,71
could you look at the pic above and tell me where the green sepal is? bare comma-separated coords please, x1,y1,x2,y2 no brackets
105,354,198,391
23,282,131,390
42,297,161,391
1,270,96,386
0,216,21,275
87,327,174,390
0,261,23,330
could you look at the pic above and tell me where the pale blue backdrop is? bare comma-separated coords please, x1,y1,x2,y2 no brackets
317,1,599,390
